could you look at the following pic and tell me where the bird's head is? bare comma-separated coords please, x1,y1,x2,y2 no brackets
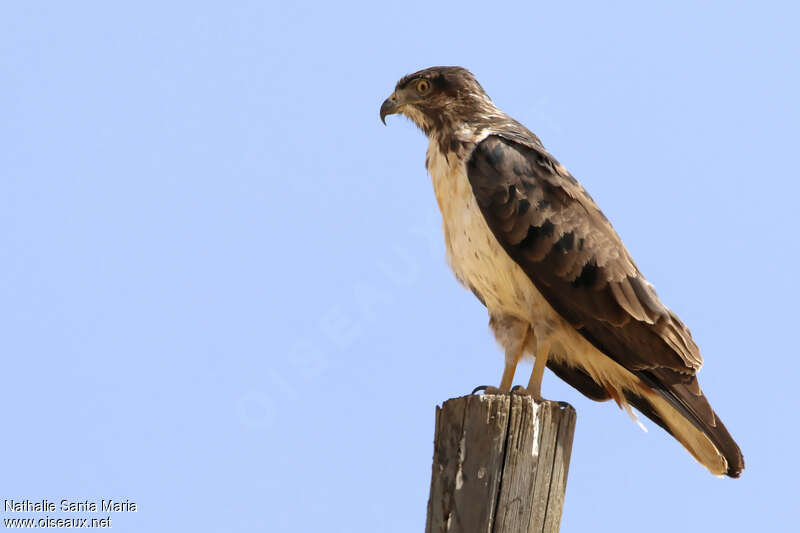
380,66,495,135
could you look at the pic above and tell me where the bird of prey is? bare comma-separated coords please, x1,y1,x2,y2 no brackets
380,66,743,477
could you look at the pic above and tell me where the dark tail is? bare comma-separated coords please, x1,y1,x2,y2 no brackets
548,360,744,477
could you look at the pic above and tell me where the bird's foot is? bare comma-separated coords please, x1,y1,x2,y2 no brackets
511,385,545,403
471,385,507,395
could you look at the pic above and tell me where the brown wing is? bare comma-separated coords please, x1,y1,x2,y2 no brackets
467,134,743,476
468,135,700,373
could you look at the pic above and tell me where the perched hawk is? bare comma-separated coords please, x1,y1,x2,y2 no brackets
381,66,743,477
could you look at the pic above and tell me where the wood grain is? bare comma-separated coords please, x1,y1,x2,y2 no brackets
425,395,576,533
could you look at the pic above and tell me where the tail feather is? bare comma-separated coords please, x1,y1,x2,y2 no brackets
631,371,744,478
547,359,744,477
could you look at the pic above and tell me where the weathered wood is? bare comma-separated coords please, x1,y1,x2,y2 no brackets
425,394,576,533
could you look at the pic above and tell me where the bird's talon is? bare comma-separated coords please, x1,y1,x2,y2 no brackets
472,385,506,395
511,386,545,402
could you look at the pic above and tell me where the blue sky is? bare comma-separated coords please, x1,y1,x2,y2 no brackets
2,1,798,531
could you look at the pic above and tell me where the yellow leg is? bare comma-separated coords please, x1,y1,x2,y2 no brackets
526,341,551,401
499,359,518,392
486,315,529,394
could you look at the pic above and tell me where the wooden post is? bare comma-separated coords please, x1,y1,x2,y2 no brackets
425,394,576,533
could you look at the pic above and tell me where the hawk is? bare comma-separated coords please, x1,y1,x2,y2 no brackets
380,66,743,477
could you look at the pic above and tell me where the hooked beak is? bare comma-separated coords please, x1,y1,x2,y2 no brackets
380,92,400,125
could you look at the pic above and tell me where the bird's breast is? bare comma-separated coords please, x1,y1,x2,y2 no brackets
426,140,550,322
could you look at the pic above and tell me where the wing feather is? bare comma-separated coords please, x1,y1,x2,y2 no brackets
467,134,701,374
467,134,743,476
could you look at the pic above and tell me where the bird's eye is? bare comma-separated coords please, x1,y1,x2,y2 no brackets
416,79,430,94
